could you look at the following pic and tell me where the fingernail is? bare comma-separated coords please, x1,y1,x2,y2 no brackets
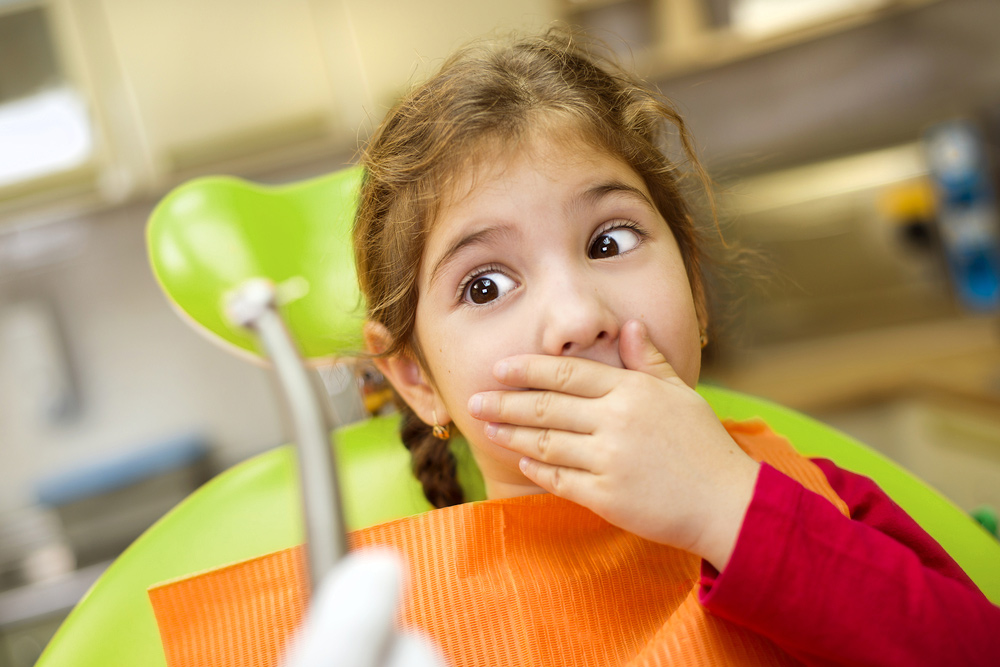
484,422,497,438
495,360,509,380
519,457,530,473
468,394,483,416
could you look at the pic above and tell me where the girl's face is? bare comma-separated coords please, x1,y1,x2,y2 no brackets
409,132,704,494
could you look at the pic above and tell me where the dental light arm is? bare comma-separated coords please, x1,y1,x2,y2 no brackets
226,278,348,590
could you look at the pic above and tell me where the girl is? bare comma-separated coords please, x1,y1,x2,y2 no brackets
354,29,999,666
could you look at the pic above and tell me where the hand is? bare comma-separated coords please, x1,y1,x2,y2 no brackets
282,550,446,667
467,320,760,571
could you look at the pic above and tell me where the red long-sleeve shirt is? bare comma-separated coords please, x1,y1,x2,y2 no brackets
699,460,1000,666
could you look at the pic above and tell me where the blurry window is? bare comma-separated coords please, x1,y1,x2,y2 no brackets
0,4,93,188
731,0,882,37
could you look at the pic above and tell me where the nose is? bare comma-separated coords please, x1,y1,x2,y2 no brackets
538,270,620,358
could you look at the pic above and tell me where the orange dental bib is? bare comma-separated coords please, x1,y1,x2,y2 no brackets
149,420,848,666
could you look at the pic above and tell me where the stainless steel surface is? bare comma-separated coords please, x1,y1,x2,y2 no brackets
226,279,347,592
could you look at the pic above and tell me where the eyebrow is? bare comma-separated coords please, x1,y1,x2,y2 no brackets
429,223,518,288
575,180,658,214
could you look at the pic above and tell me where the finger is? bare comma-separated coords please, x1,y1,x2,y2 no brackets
493,354,622,397
618,320,680,382
469,389,596,433
486,423,597,471
518,456,594,505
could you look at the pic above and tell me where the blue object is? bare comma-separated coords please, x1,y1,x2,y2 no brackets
35,434,209,507
924,120,1000,312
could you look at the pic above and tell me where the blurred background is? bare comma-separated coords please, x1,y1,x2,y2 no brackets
1,0,999,663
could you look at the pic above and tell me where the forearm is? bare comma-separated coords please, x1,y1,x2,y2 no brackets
699,463,1000,666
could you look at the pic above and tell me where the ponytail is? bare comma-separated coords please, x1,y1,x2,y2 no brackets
398,402,464,509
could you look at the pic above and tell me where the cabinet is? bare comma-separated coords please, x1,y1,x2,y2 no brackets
562,0,941,79
0,0,557,220
92,0,340,177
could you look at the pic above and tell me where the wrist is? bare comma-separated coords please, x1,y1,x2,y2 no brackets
696,459,761,572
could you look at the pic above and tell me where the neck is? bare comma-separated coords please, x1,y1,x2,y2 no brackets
466,441,549,500
483,477,549,500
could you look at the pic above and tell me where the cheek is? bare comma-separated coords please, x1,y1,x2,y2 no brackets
656,327,701,388
414,302,536,478
635,272,702,387
672,312,703,387
416,313,510,416
423,330,524,467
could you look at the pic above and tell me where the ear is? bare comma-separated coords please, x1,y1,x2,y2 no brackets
363,321,450,427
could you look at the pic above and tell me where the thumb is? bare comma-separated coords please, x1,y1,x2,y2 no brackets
619,320,678,381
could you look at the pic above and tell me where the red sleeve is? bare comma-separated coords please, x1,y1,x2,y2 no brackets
698,461,1000,666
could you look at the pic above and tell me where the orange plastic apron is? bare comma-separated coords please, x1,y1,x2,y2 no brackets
149,420,849,666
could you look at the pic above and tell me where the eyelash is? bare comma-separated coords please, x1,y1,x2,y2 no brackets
592,218,647,247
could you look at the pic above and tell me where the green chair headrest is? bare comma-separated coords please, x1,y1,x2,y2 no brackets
147,166,366,362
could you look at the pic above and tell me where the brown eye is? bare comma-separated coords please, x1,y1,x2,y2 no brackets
470,277,497,304
589,235,619,258
589,227,641,259
463,272,516,306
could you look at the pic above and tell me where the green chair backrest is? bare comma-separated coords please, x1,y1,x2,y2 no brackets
37,385,1000,667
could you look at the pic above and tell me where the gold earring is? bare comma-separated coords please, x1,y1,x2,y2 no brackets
699,328,708,349
431,410,450,440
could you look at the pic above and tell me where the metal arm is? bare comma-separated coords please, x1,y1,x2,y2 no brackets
226,278,347,591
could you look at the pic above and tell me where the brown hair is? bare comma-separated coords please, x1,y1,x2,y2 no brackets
354,28,713,508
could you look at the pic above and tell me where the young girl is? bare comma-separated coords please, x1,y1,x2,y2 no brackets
353,29,998,666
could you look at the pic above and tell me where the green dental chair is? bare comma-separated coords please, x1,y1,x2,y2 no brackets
36,167,1000,667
